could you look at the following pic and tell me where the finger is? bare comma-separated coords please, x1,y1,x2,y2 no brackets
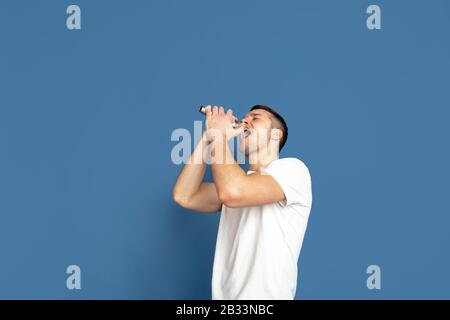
212,105,218,115
236,123,245,131
233,125,245,136
226,109,233,117
218,106,225,115
205,105,212,118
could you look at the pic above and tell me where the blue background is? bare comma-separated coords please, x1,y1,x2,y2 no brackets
1,0,449,299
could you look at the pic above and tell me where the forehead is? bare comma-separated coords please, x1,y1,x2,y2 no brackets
244,109,272,118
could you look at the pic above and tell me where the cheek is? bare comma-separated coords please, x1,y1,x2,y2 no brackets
254,123,272,137
252,127,271,145
253,120,270,131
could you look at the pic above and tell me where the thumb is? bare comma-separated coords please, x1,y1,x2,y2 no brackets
226,124,245,139
234,124,245,135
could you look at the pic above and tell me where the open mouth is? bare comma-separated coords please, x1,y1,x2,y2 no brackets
242,127,252,138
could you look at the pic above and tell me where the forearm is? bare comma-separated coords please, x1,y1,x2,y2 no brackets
211,136,246,199
173,134,210,201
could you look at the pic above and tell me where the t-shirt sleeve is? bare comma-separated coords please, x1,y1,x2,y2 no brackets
262,158,312,208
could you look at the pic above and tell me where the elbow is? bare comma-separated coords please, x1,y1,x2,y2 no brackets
172,189,189,208
217,186,242,208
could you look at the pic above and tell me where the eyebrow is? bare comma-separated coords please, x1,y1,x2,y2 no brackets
247,112,263,117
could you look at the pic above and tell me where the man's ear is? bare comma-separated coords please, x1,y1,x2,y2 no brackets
270,128,282,141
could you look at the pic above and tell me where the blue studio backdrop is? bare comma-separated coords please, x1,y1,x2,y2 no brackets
1,0,449,299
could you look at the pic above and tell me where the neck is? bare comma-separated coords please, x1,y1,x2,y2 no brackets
248,147,279,172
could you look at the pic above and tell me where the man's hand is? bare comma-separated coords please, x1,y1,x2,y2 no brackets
204,105,244,142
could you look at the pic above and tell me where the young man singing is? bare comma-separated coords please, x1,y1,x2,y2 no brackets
173,105,312,299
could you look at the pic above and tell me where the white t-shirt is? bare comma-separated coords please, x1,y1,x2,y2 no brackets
211,157,312,300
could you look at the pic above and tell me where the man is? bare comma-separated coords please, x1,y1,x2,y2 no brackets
172,104,312,299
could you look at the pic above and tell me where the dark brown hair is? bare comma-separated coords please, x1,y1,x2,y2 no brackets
250,105,288,151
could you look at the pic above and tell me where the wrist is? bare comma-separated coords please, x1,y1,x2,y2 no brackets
204,129,228,144
202,131,212,145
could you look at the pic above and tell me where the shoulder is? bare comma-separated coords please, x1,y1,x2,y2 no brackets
263,157,311,182
267,157,310,172
263,157,312,207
